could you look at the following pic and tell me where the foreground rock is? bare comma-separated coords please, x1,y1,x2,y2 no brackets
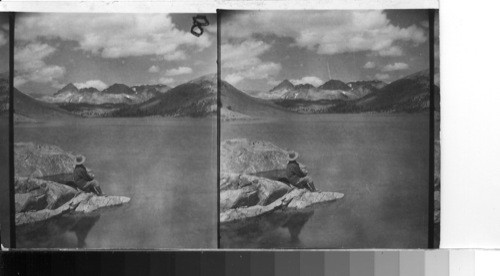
221,188,343,223
15,142,76,178
220,139,344,223
16,190,130,226
14,142,130,226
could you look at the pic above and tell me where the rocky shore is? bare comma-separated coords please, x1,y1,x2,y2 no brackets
220,139,344,224
14,142,130,226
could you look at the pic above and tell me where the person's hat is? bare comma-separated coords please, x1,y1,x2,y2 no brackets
75,155,86,165
287,151,299,161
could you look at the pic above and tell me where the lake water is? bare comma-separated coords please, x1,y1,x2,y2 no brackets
15,118,217,249
221,113,430,248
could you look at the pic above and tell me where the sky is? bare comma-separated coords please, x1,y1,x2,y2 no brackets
0,14,9,74
14,13,217,96
221,10,431,92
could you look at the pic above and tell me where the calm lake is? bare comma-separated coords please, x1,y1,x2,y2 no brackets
221,113,430,248
15,117,217,249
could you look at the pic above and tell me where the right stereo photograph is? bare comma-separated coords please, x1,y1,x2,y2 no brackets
219,9,439,248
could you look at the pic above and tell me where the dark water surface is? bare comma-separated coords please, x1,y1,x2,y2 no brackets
221,113,430,248
15,118,217,248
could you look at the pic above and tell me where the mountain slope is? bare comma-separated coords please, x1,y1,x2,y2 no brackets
221,79,289,118
355,69,434,112
115,74,217,117
14,88,75,121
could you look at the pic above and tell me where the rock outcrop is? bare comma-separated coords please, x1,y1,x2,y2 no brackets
220,139,344,223
14,142,130,226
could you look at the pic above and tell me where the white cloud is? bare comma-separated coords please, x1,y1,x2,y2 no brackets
375,73,390,80
16,14,212,60
148,65,160,73
222,10,426,56
159,77,175,85
165,66,193,76
290,76,324,87
382,62,409,72
74,80,108,91
363,61,376,69
222,40,281,83
224,74,244,85
14,42,65,87
378,46,403,56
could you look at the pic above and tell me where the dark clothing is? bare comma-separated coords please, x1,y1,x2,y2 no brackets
73,164,94,190
286,161,307,186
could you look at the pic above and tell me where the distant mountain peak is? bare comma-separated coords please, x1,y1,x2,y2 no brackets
270,79,294,92
318,79,350,91
55,83,78,95
102,83,134,95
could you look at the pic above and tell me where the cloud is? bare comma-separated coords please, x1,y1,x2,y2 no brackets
74,80,108,91
290,76,324,87
14,42,65,87
222,10,426,56
165,66,193,76
159,77,175,85
382,62,409,72
375,73,390,80
222,39,281,83
363,61,376,69
16,14,212,60
148,65,160,73
224,74,244,85
378,46,403,56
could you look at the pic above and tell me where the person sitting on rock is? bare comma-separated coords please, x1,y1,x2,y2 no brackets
73,155,103,196
286,151,317,192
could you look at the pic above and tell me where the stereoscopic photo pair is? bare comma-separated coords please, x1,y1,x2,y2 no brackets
0,10,439,249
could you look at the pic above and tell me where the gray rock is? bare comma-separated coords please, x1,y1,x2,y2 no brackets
220,186,259,212
221,139,298,174
15,191,47,213
16,192,130,226
220,188,344,223
15,142,76,178
15,177,78,210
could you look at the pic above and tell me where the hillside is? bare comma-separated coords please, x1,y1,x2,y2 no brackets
13,88,75,121
115,74,217,117
355,69,434,112
221,79,289,118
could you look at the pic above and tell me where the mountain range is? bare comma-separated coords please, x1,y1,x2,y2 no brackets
43,83,171,105
274,69,437,113
6,68,436,121
263,79,387,101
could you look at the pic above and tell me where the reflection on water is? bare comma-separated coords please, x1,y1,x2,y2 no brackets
221,209,315,248
17,213,101,248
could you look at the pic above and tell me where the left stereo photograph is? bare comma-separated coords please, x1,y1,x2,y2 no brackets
2,13,218,249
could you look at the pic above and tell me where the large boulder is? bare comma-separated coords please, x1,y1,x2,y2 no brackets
220,173,292,208
15,191,47,213
15,142,76,178
221,139,302,174
15,177,78,210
